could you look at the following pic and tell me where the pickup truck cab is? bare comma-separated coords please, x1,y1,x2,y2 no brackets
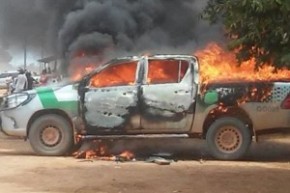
1,55,290,160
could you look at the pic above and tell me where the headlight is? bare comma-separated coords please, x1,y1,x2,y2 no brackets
3,93,35,109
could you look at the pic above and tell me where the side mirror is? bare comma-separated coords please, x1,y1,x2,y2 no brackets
204,90,218,105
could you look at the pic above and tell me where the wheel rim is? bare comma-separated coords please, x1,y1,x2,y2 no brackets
40,125,62,147
215,126,242,153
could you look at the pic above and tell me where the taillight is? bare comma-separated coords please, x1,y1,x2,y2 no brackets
281,94,290,109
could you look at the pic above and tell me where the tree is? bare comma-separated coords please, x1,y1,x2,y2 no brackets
203,0,290,69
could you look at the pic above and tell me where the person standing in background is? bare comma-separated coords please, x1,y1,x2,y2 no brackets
25,71,37,90
14,68,27,92
39,69,48,85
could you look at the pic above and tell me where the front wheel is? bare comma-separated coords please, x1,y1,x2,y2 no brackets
28,114,74,156
206,117,251,160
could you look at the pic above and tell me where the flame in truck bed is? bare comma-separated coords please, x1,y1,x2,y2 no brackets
196,43,290,84
70,43,290,84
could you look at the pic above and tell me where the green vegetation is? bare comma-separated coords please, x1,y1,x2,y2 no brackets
203,0,290,69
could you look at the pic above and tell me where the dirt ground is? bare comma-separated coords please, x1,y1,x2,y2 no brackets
1,133,290,193
1,88,290,192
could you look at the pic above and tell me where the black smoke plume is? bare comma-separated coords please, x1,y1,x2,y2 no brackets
59,0,223,58
0,0,222,71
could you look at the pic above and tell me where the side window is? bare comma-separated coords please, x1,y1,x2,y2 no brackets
90,61,138,88
147,59,189,84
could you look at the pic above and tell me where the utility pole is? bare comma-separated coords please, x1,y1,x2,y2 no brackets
24,38,27,70
23,14,28,70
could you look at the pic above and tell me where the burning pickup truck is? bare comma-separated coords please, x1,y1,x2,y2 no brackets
1,54,290,160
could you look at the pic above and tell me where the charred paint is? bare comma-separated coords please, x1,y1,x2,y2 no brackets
84,86,138,129
80,55,197,134
201,81,276,106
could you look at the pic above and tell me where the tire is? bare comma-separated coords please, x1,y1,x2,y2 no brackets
206,117,251,160
28,114,74,156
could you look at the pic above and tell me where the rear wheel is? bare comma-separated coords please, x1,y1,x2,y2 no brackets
28,114,74,156
206,117,251,160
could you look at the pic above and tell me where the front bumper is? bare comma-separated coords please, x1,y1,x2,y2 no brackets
0,111,26,137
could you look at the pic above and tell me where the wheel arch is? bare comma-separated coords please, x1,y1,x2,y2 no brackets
202,106,254,139
27,109,74,137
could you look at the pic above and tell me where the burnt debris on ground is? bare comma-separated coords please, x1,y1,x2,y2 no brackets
73,138,207,164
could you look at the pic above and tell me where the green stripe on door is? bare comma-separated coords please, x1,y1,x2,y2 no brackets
36,87,78,114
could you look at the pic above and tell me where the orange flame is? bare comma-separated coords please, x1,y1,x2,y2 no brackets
70,43,290,85
196,43,290,84
74,141,135,161
69,63,96,81
90,61,137,87
119,150,135,160
147,60,188,84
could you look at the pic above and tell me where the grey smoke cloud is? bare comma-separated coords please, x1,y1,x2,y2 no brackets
69,32,114,56
59,0,223,58
0,47,12,64
0,0,223,68
0,0,75,58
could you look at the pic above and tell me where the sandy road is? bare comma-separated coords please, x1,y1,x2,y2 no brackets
1,89,290,192
1,133,290,193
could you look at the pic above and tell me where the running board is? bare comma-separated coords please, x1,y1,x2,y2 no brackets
79,134,189,140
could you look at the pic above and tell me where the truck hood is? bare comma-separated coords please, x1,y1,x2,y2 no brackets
31,79,78,94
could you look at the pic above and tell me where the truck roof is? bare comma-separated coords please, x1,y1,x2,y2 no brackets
115,54,197,61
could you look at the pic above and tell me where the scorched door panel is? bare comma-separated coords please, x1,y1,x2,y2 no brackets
83,60,141,134
140,58,195,133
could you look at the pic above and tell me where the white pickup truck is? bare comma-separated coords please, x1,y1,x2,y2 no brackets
1,55,290,160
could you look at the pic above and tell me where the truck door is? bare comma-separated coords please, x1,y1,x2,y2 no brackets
140,58,196,133
82,59,141,134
